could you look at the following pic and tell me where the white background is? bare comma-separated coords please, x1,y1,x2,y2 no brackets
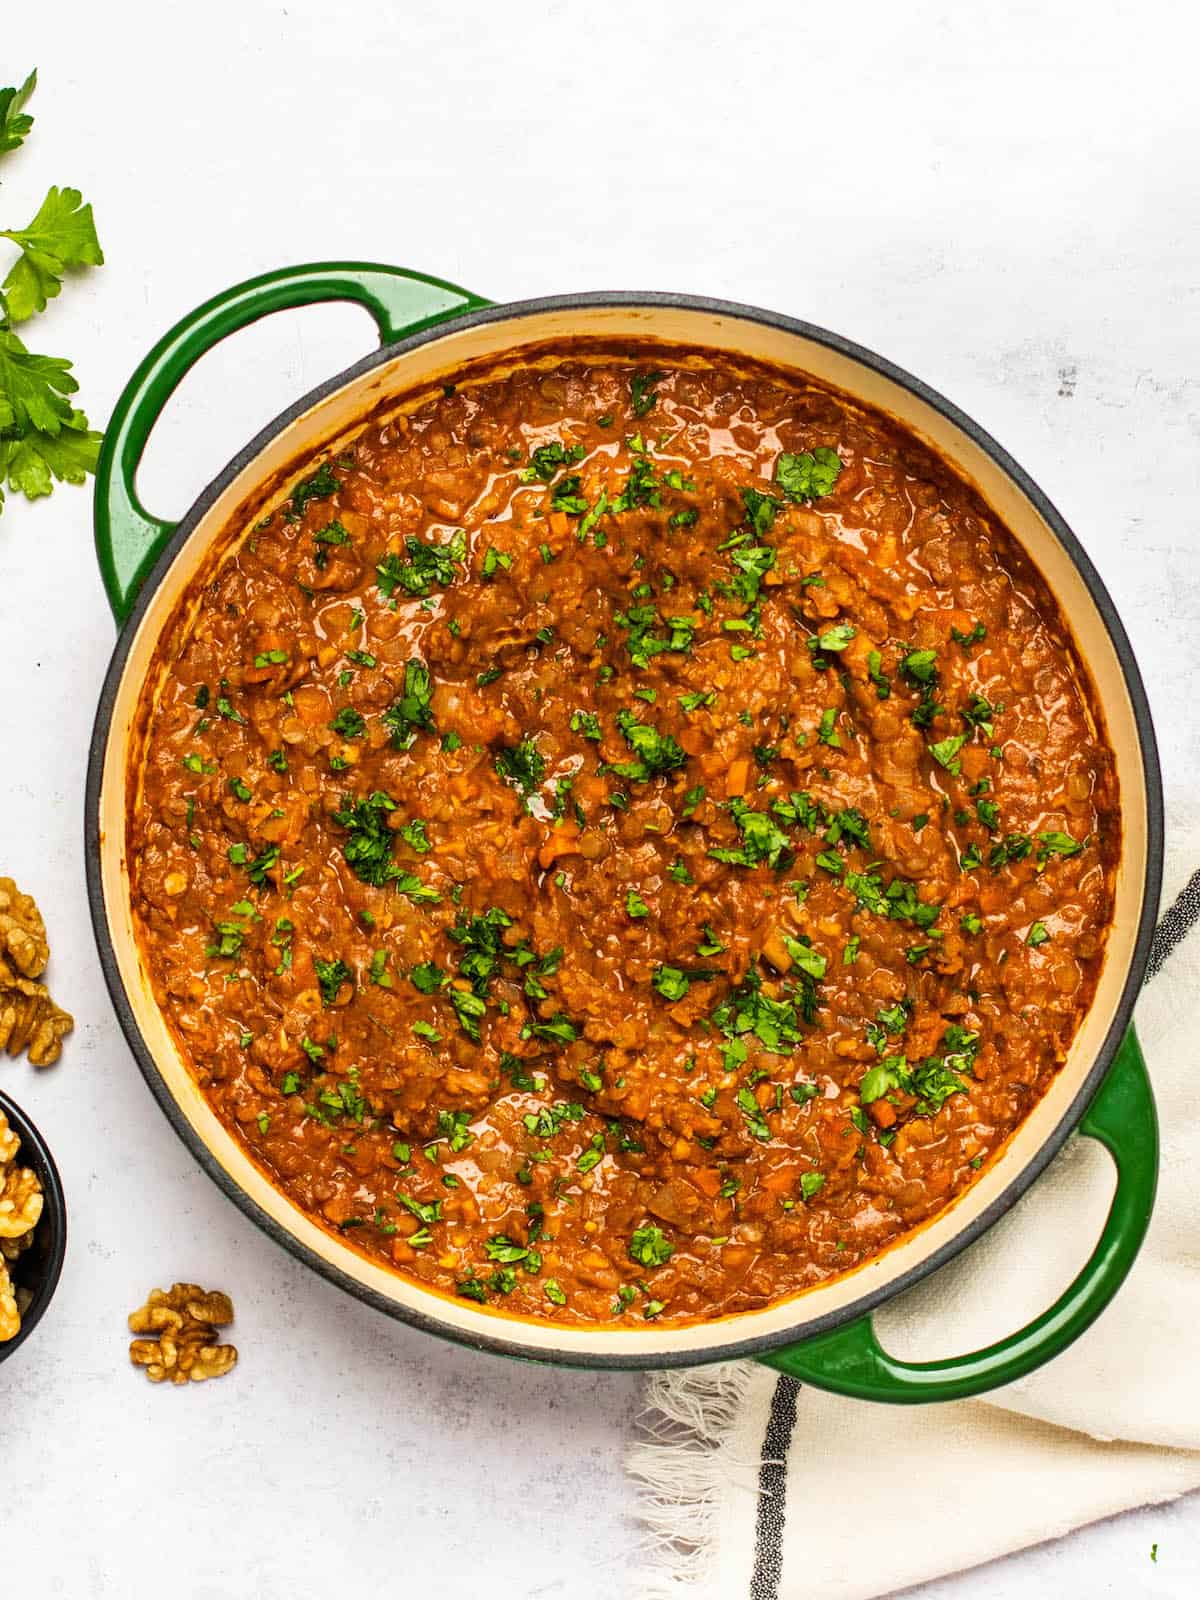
3,1,1199,1595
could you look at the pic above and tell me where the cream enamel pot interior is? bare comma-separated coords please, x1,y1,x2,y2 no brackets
85,265,1163,1401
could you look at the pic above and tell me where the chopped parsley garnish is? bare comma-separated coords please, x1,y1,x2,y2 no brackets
1037,830,1083,864
629,1224,674,1267
630,369,665,418
736,486,778,538
520,440,586,482
228,842,280,889
329,706,365,740
382,658,436,749
332,790,438,901
713,967,814,1056
481,545,513,581
976,798,1001,832
774,447,842,501
612,446,661,513
866,650,891,699
817,623,856,652
652,965,692,1002
289,461,338,517
929,732,968,773
951,621,987,648
616,604,696,669
899,647,943,727
844,870,940,929
678,690,715,713
376,531,465,599
708,798,792,871
816,708,842,748
1027,921,1051,947
410,960,445,994
610,709,687,780
315,958,353,1007
528,1013,579,1045
724,539,775,604
858,1026,979,1119
312,518,351,568
989,832,1032,870
495,737,546,798
549,475,588,514
735,1084,772,1141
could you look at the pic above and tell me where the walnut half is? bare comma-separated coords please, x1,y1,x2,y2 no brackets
0,876,72,1068
127,1282,237,1386
0,878,48,981
0,1108,43,1343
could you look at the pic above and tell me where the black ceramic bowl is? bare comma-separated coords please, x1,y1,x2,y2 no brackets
0,1088,66,1366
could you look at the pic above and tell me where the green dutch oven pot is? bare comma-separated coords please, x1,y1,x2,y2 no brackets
85,264,1163,1402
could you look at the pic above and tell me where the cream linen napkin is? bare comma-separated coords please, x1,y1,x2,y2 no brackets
629,808,1200,1599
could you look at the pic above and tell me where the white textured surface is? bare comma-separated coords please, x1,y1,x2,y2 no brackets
1,1,1198,1595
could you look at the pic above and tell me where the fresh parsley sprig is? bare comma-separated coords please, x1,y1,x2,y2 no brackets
0,70,104,519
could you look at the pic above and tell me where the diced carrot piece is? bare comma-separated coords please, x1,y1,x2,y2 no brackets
538,827,580,869
727,758,750,797
691,1166,723,1199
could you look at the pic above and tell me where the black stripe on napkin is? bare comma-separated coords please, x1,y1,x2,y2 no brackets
750,1375,800,1600
1146,865,1200,980
748,876,1193,1597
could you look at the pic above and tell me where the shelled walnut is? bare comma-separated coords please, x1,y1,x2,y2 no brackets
127,1282,238,1385
0,1107,43,1342
0,877,73,1067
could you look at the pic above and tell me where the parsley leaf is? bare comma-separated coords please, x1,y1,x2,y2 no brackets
774,447,843,501
329,706,365,740
382,658,436,749
929,732,968,773
713,971,810,1055
818,623,856,652
0,72,36,156
709,797,793,870
0,327,102,506
520,440,585,482
630,369,665,418
314,957,353,1007
611,708,687,780
376,531,465,598
629,1224,674,1267
1037,829,1083,864
549,473,589,514
615,604,696,669
333,790,438,899
289,461,338,517
1,186,104,323
495,738,546,798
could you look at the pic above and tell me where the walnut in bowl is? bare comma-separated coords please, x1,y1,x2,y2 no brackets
0,1090,66,1363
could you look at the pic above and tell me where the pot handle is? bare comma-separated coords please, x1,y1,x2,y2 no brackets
759,1024,1157,1403
94,261,488,625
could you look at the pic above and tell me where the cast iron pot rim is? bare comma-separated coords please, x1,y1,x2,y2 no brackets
84,287,1165,1370
0,1086,67,1366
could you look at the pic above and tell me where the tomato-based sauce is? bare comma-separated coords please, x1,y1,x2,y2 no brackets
128,354,1117,1326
